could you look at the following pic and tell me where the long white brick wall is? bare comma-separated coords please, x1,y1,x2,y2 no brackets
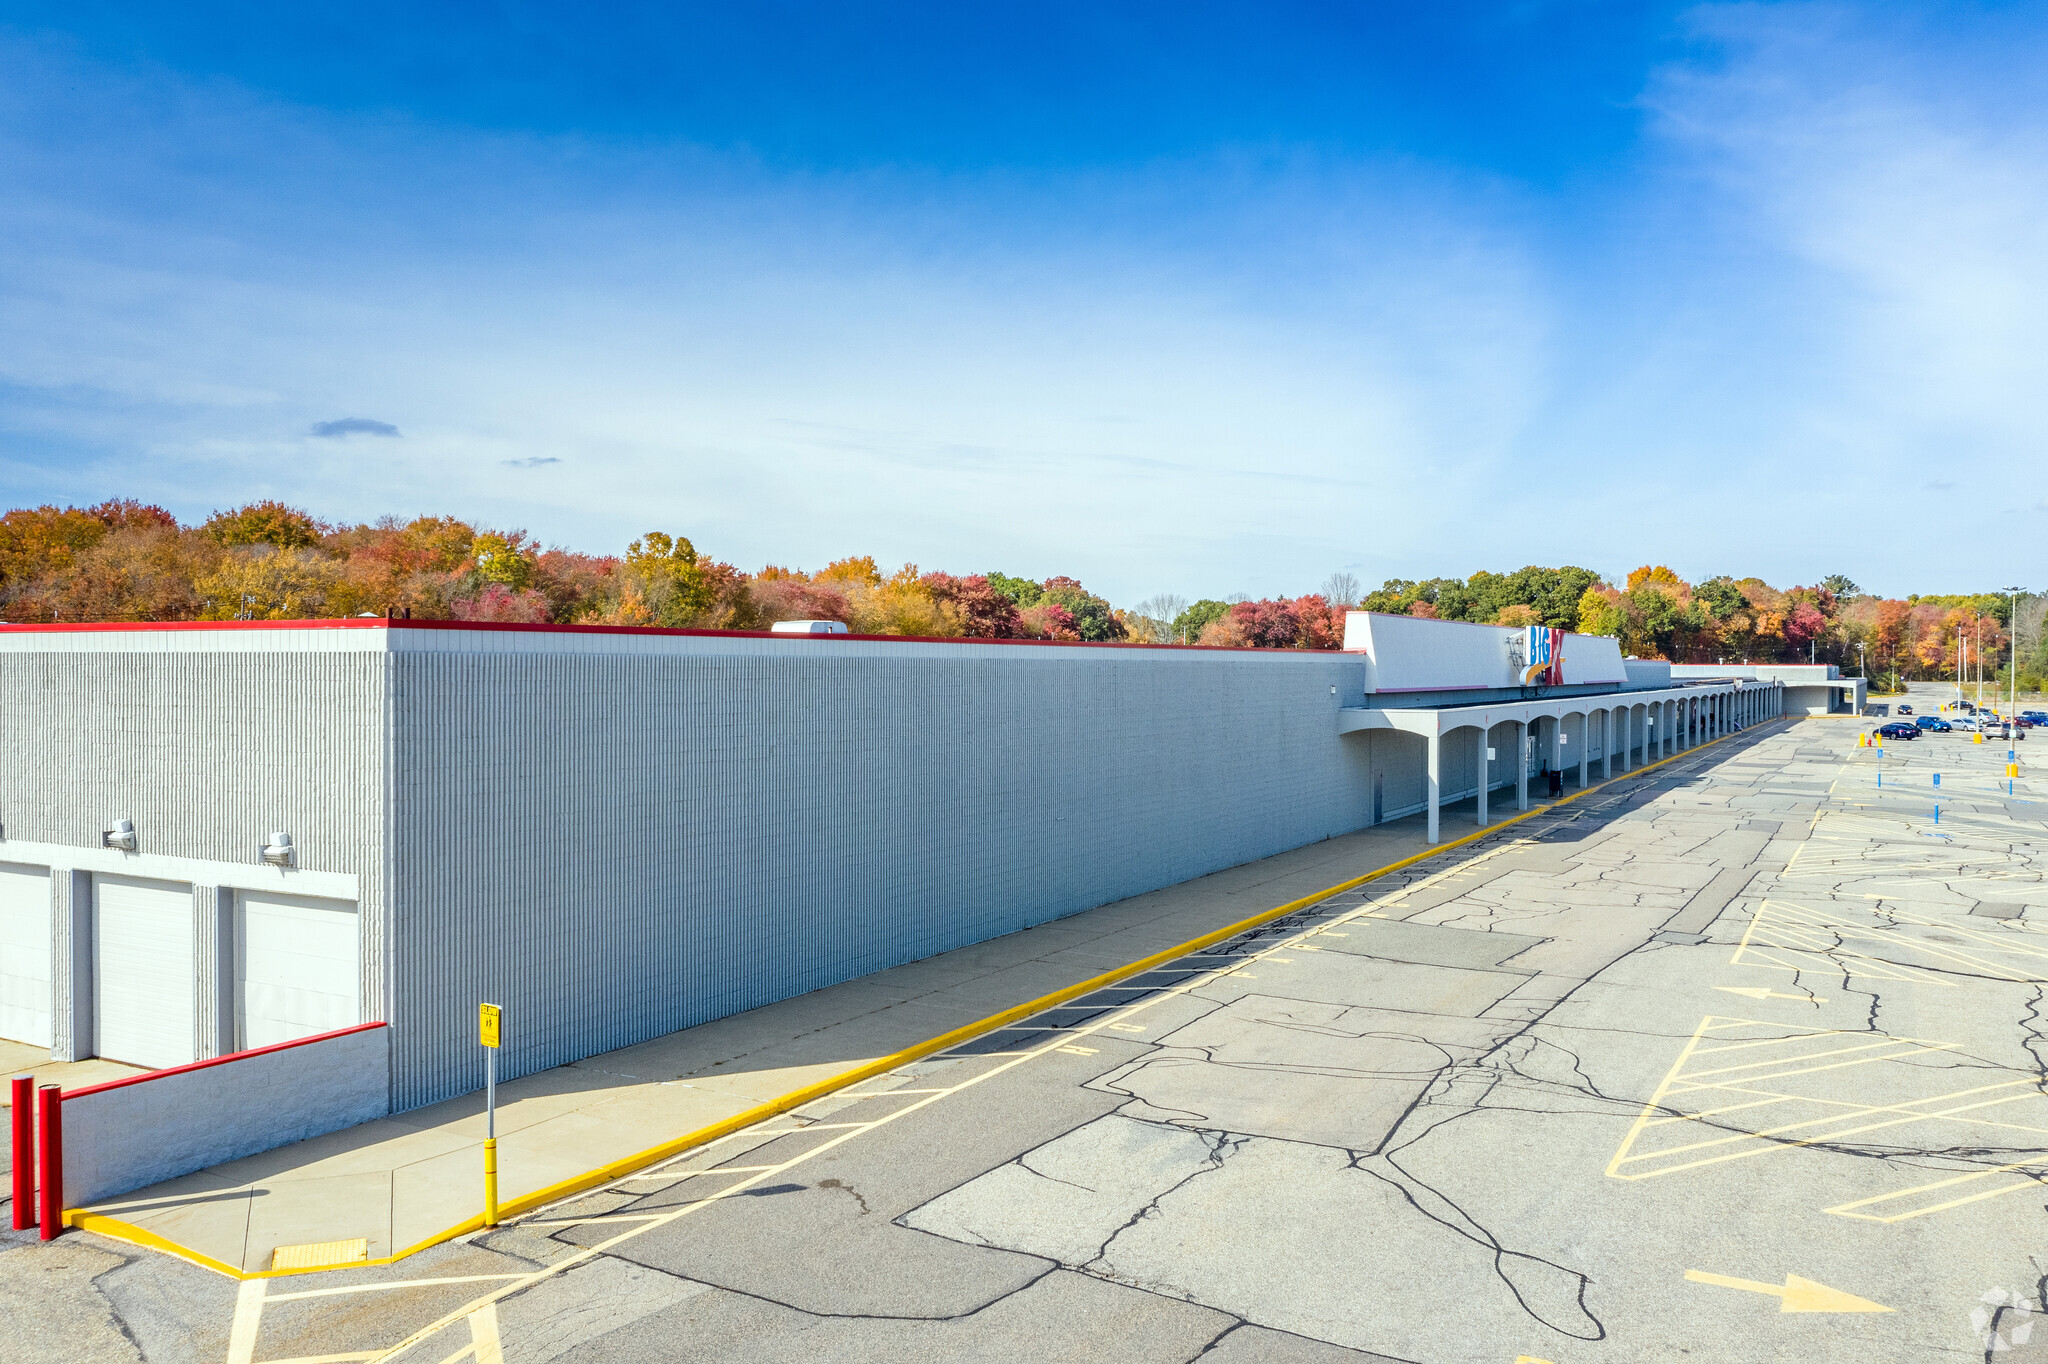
0,624,1507,1113
382,634,1395,1107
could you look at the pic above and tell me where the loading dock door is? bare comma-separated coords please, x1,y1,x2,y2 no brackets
237,891,360,1050
95,875,197,1069
0,863,53,1047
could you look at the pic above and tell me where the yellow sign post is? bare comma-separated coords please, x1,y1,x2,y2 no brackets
479,1003,502,1226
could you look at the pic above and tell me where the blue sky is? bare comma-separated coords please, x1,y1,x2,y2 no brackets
2,2,2044,602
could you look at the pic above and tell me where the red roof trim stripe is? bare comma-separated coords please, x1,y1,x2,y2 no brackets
0,617,1326,654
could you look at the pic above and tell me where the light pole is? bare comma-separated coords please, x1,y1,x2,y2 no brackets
2006,586,2025,722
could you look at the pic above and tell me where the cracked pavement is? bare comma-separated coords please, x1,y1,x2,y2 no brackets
8,694,2048,1362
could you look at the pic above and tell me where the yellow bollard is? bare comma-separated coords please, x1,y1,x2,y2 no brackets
485,1137,500,1227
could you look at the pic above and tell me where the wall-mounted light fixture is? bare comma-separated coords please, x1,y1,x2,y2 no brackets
260,831,295,867
103,818,137,851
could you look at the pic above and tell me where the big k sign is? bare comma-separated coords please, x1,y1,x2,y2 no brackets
1521,626,1565,688
1340,612,1624,693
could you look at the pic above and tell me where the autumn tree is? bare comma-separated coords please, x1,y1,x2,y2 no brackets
203,501,323,549
1871,599,1913,684
87,499,179,532
470,533,537,590
10,521,217,622
0,505,111,590
922,573,1022,638
196,547,356,620
749,575,854,627
1038,577,1125,642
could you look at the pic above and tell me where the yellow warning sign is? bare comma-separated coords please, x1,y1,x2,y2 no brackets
479,1002,502,1049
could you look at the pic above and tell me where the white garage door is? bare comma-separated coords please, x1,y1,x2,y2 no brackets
95,875,196,1070
0,863,53,1047
237,891,360,1051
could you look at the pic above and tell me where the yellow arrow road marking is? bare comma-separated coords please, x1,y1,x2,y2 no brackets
1714,986,1826,1002
1685,1269,1894,1314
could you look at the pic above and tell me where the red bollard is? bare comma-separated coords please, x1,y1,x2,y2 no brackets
36,1085,62,1241
10,1076,32,1229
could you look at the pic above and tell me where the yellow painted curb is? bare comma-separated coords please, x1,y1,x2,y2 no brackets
65,715,1779,1278
63,1208,491,1280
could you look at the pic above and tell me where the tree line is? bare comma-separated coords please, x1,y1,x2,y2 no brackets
0,500,2038,687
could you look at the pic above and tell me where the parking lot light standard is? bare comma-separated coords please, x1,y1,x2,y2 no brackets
2006,587,2024,729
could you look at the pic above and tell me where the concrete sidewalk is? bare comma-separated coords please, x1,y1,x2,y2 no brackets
0,1044,143,1184
55,790,1561,1276
1,1041,144,1096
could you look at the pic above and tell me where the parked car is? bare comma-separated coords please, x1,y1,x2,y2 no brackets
2023,711,2048,723
1897,705,1914,715
1915,716,1952,732
1875,722,1920,740
1952,717,1980,732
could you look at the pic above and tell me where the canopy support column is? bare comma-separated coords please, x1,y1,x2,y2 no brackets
1515,721,1530,810
1426,730,1441,845
1475,728,1490,828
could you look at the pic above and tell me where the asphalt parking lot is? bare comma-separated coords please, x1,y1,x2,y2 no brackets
7,704,2046,1363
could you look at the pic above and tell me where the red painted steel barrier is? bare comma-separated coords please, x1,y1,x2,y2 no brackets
9,1075,31,1230
36,1085,62,1241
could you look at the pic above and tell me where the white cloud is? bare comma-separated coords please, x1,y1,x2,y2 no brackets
0,37,1557,600
1647,3,2048,469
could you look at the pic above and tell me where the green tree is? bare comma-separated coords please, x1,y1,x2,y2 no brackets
1694,576,1748,622
1576,584,1627,638
1361,576,1470,617
1463,565,1600,629
625,531,715,626
1173,599,1231,642
1820,574,1860,598
983,571,1043,608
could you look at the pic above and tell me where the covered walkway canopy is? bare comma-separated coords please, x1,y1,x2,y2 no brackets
1337,676,1780,842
